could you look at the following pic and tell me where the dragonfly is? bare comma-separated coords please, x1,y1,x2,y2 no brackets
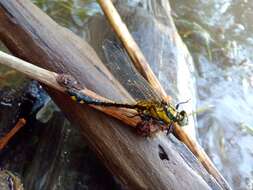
63,40,189,136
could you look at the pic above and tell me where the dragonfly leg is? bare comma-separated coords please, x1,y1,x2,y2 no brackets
136,118,161,136
175,99,190,109
166,122,174,135
136,114,165,136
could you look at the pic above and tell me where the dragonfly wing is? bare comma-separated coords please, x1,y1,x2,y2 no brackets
102,39,162,102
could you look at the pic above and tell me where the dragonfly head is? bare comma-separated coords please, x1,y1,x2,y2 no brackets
174,99,190,126
176,110,188,126
164,104,188,126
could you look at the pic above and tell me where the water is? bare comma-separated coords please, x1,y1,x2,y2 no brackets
170,0,253,189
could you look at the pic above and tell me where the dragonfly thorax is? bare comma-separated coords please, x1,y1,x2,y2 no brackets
135,100,188,128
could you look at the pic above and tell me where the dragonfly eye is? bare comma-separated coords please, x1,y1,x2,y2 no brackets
177,111,188,126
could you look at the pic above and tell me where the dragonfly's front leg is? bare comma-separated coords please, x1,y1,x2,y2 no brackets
166,122,174,135
135,112,164,136
136,119,160,136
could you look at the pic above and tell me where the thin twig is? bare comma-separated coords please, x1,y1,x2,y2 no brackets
0,51,63,92
97,1,231,189
0,118,26,150
0,51,140,127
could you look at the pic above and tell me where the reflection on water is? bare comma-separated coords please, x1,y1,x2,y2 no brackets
32,0,101,35
170,0,253,189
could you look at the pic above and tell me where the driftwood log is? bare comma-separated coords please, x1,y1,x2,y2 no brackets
0,0,222,189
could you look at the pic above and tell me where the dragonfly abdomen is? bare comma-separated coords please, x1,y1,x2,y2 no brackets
67,89,138,109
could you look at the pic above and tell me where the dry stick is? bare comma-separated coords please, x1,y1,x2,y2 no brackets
0,51,140,127
97,1,231,189
0,118,26,150
175,128,231,189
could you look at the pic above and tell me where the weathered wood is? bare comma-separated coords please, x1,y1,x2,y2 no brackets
0,0,220,189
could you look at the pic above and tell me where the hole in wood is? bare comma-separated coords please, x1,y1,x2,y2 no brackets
158,144,169,161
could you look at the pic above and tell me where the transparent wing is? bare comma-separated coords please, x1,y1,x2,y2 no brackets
102,39,162,102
